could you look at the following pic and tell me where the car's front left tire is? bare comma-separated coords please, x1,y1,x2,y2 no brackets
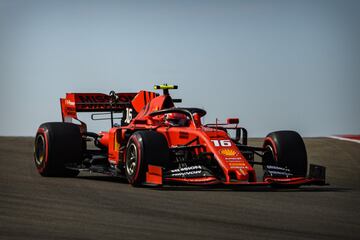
125,131,169,186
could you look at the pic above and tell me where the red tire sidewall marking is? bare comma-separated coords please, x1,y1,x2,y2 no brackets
129,134,142,183
36,128,49,173
264,137,278,162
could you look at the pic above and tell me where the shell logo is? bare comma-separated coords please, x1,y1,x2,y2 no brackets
219,148,238,157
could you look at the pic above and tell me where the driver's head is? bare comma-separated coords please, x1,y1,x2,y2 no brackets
164,113,189,127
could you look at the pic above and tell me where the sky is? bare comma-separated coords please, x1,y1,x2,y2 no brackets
0,0,359,137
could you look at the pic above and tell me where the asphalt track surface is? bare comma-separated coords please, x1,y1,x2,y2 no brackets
0,137,359,240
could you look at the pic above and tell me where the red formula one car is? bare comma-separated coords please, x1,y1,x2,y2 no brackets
34,85,326,187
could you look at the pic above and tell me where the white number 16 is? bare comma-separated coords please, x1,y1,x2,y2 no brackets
211,139,231,147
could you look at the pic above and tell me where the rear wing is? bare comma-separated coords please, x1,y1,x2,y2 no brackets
60,92,137,122
60,91,159,123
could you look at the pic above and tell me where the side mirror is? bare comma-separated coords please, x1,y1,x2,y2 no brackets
227,118,239,124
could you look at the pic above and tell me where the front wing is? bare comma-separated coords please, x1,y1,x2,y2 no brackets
145,164,327,187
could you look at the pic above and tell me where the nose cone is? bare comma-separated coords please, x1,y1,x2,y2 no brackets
215,148,255,182
202,129,255,182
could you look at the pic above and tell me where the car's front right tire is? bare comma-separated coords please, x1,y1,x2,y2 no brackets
262,130,308,177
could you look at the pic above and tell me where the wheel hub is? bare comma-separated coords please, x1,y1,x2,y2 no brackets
35,135,45,165
126,143,138,176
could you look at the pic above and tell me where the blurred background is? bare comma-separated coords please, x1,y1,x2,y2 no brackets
0,0,359,136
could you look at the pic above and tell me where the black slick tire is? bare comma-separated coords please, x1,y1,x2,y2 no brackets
125,131,169,187
34,122,82,177
263,130,307,177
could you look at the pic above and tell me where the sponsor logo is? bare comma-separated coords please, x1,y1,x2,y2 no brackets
229,162,246,167
74,94,135,111
65,99,75,106
170,165,202,173
265,165,293,177
171,170,202,177
169,165,203,177
228,162,248,169
78,94,133,103
179,131,189,139
225,157,242,161
219,148,238,157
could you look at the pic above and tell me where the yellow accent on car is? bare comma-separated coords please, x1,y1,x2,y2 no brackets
114,137,120,151
154,84,178,90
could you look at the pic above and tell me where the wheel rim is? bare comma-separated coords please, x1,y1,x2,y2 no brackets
126,143,138,176
35,134,46,165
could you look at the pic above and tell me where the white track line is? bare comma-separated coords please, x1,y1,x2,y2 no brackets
328,136,360,144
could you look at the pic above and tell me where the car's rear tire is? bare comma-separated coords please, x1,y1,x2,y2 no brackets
34,122,82,177
263,130,307,177
125,131,169,186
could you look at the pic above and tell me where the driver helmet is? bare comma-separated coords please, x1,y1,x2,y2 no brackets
164,113,189,127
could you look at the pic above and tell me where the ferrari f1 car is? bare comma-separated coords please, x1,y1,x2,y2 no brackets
34,84,326,187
